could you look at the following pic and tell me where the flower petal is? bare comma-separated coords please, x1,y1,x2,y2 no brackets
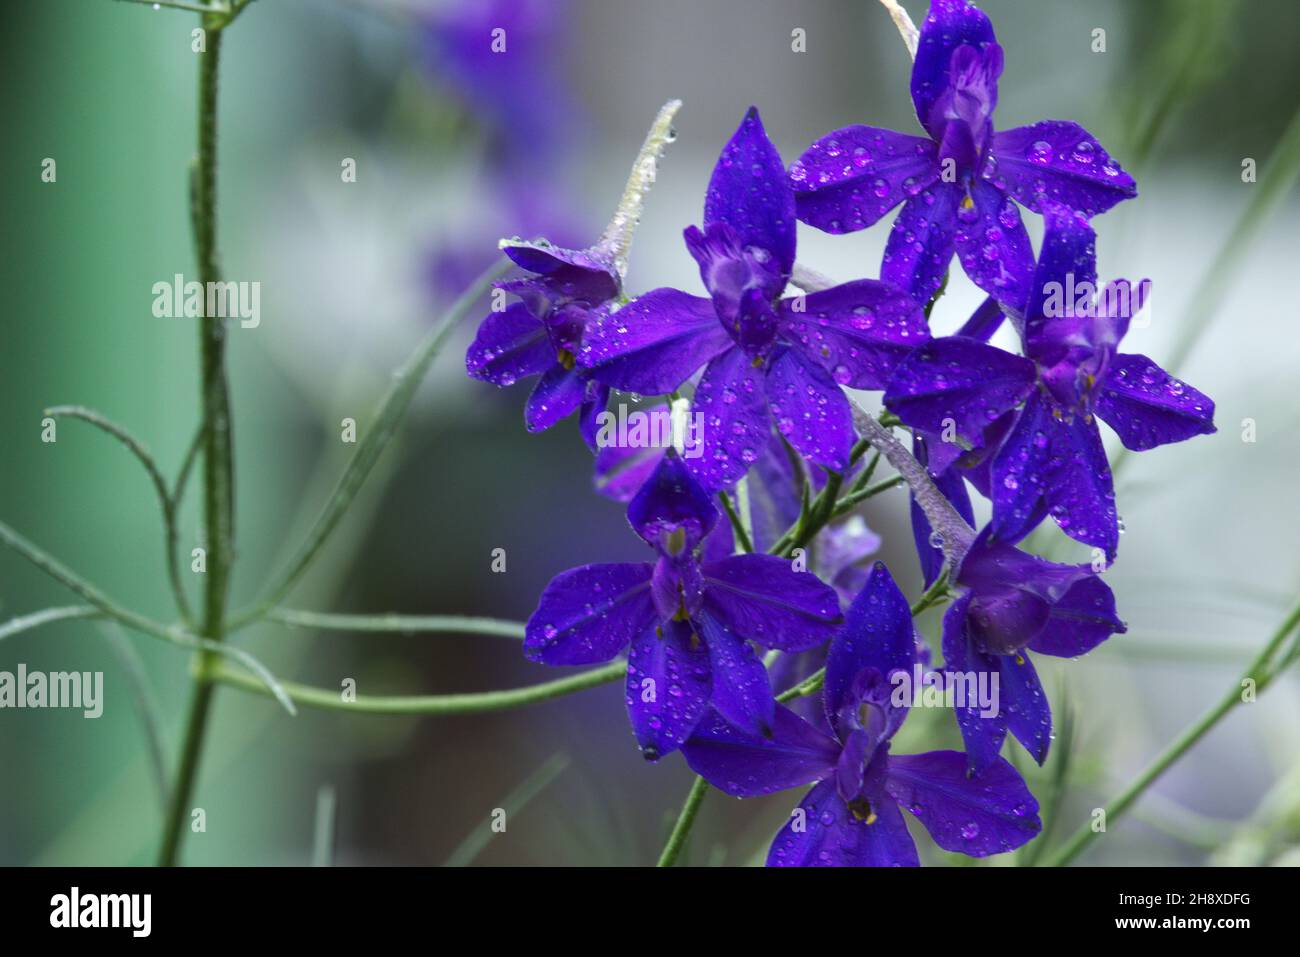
625,619,712,760
524,364,587,432
465,302,553,386
767,780,920,867
882,182,961,305
500,240,620,305
766,346,855,471
593,443,666,503
627,452,719,553
698,612,776,738
941,595,1007,775
701,553,842,652
691,346,771,490
952,179,1035,306
705,107,797,280
683,704,839,797
579,288,730,395
825,562,916,734
1030,573,1126,657
524,563,654,665
778,279,930,390
884,335,1036,447
790,126,939,233
997,652,1052,765
1095,353,1216,451
988,120,1137,219
911,0,998,138
885,750,1041,856
1046,414,1119,560
990,392,1057,547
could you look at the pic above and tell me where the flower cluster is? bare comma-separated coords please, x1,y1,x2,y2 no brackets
465,0,1215,866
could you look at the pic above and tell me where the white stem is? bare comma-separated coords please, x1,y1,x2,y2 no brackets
878,0,919,60
849,400,975,569
598,99,683,281
789,263,839,294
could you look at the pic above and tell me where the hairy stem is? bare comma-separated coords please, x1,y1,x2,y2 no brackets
159,23,233,868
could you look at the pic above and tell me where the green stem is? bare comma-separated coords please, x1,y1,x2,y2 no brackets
1045,596,1300,866
0,605,102,641
656,775,709,867
160,25,233,868
717,492,754,554
0,519,290,711
261,608,527,638
210,658,625,715
44,405,193,625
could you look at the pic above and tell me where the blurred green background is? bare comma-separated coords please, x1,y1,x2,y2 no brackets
1,0,1298,866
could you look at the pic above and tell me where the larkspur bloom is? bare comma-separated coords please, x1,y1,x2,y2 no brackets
939,525,1126,773
580,107,927,489
466,239,616,446
595,426,881,603
524,453,842,759
683,563,1042,866
885,203,1216,559
789,0,1137,306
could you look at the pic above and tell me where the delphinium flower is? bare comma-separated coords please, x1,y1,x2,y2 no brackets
683,563,1042,866
939,524,1126,773
789,0,1137,306
466,99,683,446
465,240,616,445
580,107,927,489
524,453,842,759
884,203,1216,559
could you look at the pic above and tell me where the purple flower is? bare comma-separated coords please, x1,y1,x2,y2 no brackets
941,525,1126,773
789,0,1137,306
524,453,842,759
885,203,1216,559
683,563,1041,866
580,107,927,489
466,240,618,446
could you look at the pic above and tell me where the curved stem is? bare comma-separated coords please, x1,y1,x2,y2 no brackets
596,99,682,281
210,658,625,715
262,608,526,639
656,775,709,867
1046,596,1300,866
44,405,193,625
0,605,102,641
